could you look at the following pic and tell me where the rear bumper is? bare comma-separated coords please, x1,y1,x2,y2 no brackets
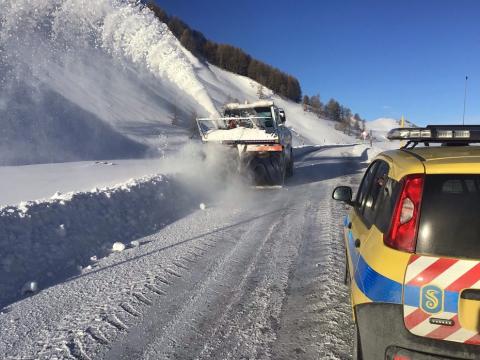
356,303,480,359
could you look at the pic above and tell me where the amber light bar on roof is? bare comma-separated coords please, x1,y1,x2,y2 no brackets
387,125,480,142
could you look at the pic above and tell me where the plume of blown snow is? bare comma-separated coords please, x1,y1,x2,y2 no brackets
0,0,217,165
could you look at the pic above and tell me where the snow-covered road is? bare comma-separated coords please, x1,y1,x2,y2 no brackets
0,146,368,360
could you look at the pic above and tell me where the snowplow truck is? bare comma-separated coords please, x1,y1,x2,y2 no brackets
196,101,294,186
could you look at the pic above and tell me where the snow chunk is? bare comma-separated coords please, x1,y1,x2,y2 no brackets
199,203,206,211
21,281,38,296
112,242,126,252
130,240,140,248
56,224,67,237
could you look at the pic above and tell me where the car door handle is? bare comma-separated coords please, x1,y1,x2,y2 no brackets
354,239,361,248
461,289,480,301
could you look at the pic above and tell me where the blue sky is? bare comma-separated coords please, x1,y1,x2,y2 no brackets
155,0,480,125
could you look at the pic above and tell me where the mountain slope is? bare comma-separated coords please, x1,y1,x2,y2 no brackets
0,0,353,166
367,117,416,141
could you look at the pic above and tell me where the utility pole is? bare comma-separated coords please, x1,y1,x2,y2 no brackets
462,76,468,125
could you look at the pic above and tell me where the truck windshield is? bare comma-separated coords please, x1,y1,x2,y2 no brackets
416,174,480,259
223,107,274,128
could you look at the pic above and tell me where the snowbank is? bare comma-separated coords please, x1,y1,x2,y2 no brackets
0,140,253,309
0,175,193,308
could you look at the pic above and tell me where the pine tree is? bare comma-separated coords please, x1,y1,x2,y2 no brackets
325,99,341,122
146,2,169,24
302,95,310,111
257,84,266,100
310,94,323,117
180,29,197,55
168,17,187,38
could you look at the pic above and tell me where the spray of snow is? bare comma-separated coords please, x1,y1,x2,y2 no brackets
0,0,217,165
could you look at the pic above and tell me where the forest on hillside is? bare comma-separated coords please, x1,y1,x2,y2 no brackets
145,1,302,103
144,1,365,134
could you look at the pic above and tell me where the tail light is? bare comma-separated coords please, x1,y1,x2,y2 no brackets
386,347,413,360
393,356,411,360
384,174,425,252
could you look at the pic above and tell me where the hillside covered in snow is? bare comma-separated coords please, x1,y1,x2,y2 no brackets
367,117,416,140
0,0,354,167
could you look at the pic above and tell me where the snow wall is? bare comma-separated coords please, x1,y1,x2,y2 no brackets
0,176,194,309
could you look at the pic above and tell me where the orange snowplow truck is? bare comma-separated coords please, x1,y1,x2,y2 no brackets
197,101,293,186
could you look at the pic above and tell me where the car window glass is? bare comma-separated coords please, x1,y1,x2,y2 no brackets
417,174,480,259
373,172,400,233
363,161,389,225
355,161,379,215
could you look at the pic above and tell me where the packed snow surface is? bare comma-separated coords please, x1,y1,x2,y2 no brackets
0,145,368,360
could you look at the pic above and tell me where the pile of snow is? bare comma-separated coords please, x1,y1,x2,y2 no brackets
112,242,126,252
0,174,191,308
0,141,254,308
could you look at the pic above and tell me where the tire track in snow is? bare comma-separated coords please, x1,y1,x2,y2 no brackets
105,204,291,359
272,156,363,360
0,146,366,360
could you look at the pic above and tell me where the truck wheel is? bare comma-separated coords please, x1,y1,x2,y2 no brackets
251,159,268,185
267,155,285,185
286,149,294,178
250,156,285,186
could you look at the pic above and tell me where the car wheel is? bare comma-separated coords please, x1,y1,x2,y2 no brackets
344,251,351,286
353,322,363,360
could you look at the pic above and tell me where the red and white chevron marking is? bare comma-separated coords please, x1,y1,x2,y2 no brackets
404,255,480,345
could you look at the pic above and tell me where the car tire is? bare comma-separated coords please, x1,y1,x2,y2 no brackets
353,321,363,360
344,251,351,286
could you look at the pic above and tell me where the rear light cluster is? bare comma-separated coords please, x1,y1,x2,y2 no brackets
393,356,411,360
384,174,425,253
385,347,415,360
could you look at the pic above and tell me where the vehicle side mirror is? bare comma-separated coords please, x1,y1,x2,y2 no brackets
332,186,353,205
280,113,286,123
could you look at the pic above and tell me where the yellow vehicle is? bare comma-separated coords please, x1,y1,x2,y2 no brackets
332,125,480,359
